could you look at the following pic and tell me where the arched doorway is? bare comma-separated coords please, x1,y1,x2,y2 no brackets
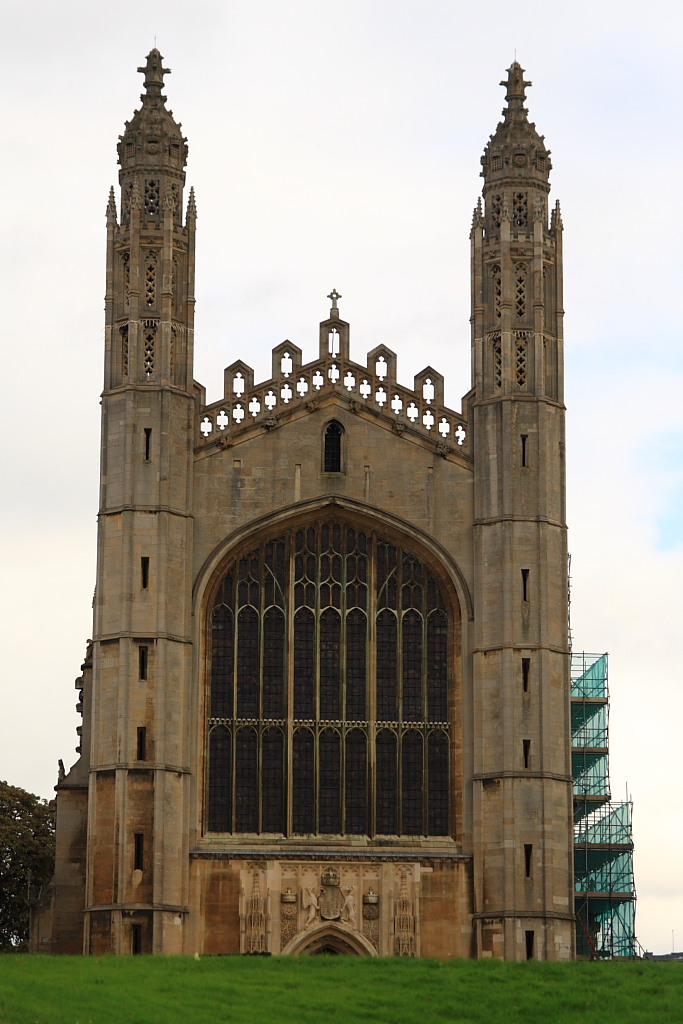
283,922,377,956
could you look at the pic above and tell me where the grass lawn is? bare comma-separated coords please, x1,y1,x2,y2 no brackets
0,956,681,1024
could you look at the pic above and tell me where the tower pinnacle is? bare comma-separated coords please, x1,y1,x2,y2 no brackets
500,61,532,112
480,61,551,191
138,48,171,102
117,50,188,225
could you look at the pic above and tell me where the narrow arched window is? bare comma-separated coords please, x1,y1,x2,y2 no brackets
324,421,343,472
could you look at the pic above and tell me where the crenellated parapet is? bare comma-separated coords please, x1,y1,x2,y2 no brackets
196,293,469,458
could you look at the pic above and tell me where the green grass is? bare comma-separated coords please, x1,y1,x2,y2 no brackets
0,957,682,1024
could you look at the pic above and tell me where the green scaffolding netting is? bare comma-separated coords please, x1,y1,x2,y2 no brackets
571,652,608,699
575,896,637,958
573,754,610,798
571,654,637,957
575,801,632,845
571,703,608,748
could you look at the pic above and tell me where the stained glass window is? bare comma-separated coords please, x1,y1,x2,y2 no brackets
206,519,454,837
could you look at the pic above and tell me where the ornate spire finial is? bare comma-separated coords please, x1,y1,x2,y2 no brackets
186,186,197,220
117,49,188,186
138,48,170,101
470,198,484,235
399,872,410,900
106,186,117,224
327,288,341,314
251,871,261,899
501,61,532,109
551,199,563,231
480,63,551,188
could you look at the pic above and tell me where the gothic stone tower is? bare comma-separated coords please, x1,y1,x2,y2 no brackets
34,55,574,960
469,64,572,958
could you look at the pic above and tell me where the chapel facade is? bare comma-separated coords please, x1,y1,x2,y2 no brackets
33,52,575,959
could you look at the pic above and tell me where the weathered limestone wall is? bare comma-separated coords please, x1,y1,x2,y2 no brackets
188,855,473,958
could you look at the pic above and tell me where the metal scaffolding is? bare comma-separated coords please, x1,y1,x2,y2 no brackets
571,653,637,957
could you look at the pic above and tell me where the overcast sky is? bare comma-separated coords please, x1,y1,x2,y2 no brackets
1,0,681,956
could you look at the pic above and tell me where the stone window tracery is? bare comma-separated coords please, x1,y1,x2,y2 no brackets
143,323,156,377
490,264,502,320
206,520,453,838
490,194,502,230
121,252,130,309
492,333,502,389
144,251,157,308
324,421,343,473
514,263,527,319
120,325,129,380
144,179,160,216
515,331,531,390
513,192,528,228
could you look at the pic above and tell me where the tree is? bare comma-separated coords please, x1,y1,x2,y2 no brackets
0,781,55,951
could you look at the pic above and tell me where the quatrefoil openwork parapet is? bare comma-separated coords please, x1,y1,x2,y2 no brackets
198,306,467,455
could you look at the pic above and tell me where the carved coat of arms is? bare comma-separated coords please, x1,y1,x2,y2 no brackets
319,868,342,920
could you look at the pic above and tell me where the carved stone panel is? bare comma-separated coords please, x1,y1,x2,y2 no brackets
362,888,380,950
271,860,423,956
320,868,342,920
280,887,298,947
241,867,268,954
394,870,417,957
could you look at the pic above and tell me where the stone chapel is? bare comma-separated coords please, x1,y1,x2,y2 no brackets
32,51,574,959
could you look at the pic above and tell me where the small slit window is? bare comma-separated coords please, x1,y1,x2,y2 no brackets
134,832,144,871
324,421,343,473
521,569,529,602
137,727,147,761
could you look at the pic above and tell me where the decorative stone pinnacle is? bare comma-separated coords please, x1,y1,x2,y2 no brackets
130,179,142,210
501,61,532,108
138,48,170,101
186,186,197,220
552,199,563,230
470,198,484,234
106,186,117,223
327,288,341,312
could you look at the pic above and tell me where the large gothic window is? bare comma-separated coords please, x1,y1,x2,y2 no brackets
206,520,453,837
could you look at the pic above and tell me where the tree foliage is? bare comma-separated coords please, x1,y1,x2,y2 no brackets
0,780,55,951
